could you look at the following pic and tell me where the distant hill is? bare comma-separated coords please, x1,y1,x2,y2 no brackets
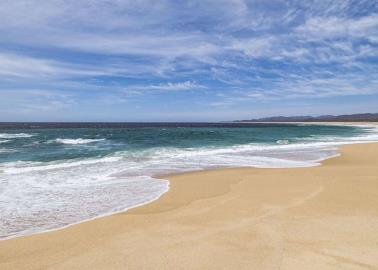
235,113,378,122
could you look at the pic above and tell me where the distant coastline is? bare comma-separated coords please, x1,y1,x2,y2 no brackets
234,112,378,122
1,113,377,130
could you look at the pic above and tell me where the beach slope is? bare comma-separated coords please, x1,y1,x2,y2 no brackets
1,143,378,269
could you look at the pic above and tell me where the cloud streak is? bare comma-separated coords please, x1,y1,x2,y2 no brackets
0,0,377,120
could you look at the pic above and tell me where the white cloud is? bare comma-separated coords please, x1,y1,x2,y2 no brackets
230,37,274,58
0,0,377,109
0,53,69,79
0,89,75,113
296,14,378,41
128,81,205,92
0,52,175,82
49,32,222,59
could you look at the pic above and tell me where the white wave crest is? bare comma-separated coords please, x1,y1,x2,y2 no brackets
0,149,14,153
0,133,34,139
55,138,105,144
0,156,122,174
276,139,290,145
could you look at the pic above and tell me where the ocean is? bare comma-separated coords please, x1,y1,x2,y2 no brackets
1,122,377,239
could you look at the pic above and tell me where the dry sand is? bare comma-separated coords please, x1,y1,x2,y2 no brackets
1,143,378,269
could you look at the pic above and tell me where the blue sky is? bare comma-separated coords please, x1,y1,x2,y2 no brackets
0,0,378,121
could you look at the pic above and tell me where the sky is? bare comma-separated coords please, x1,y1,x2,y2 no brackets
0,0,378,122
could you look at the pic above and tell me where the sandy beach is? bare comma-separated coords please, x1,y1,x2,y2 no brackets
1,142,378,269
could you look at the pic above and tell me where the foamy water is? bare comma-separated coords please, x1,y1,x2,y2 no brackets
0,133,34,138
1,123,377,239
55,138,106,144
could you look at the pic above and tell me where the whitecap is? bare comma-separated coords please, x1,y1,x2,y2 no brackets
55,138,105,145
0,133,34,139
1,156,122,174
276,139,290,145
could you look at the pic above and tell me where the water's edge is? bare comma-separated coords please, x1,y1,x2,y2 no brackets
1,123,377,241
2,139,377,242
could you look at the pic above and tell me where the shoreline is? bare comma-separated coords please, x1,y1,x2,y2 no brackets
1,141,378,269
0,179,171,242
1,123,377,241
0,139,367,242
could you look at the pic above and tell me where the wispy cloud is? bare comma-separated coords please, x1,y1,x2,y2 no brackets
295,14,378,41
0,52,109,79
0,0,377,120
0,89,75,114
128,81,205,91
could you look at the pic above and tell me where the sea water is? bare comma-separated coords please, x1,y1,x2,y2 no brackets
1,123,377,239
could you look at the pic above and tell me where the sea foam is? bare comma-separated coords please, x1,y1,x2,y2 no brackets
0,133,34,139
55,138,106,144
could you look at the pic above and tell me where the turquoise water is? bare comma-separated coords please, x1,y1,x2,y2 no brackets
0,124,371,163
1,123,377,239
